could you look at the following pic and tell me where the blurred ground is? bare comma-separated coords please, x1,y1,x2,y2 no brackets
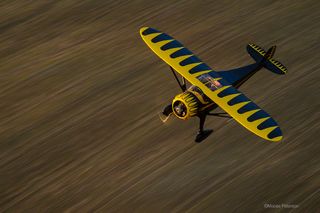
0,0,319,212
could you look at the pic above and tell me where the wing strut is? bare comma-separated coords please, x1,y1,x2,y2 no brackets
207,112,231,118
170,66,186,92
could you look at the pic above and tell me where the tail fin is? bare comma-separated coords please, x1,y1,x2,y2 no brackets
247,43,287,75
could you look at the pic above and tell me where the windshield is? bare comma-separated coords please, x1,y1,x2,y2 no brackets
197,73,223,91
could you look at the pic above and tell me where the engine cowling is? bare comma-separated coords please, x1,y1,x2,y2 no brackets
172,92,200,120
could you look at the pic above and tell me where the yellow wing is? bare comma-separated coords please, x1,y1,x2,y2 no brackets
140,27,282,142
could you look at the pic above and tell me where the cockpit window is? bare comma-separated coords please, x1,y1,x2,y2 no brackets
197,73,223,91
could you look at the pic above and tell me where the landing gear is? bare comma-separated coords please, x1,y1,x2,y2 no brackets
195,114,213,143
195,112,231,143
162,104,173,116
195,129,213,143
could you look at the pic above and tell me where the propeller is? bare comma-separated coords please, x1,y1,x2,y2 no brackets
159,112,172,123
159,104,173,123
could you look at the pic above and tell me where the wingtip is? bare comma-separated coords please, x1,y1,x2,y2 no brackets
270,135,283,142
139,26,149,35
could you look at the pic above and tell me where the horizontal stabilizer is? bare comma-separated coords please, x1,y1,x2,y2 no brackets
247,43,287,75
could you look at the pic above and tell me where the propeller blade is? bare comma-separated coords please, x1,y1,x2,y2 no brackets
159,112,172,123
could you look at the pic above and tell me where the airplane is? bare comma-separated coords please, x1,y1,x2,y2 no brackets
140,27,287,143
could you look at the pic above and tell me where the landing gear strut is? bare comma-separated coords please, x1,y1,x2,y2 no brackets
195,112,231,143
195,114,213,143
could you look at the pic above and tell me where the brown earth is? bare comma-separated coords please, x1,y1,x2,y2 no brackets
0,0,319,212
